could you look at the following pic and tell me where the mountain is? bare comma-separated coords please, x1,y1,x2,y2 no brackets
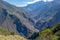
0,0,39,38
24,1,56,19
23,0,60,30
1,0,60,39
35,0,60,30
23,1,47,17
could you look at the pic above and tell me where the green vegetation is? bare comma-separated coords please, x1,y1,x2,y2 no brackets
0,23,60,40
0,27,16,36
0,27,27,40
0,27,10,36
10,32,15,35
35,23,60,40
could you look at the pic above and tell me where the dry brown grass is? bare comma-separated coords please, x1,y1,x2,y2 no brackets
0,35,27,40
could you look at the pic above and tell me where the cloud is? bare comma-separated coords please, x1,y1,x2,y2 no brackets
18,0,41,7
43,0,53,2
18,4,27,7
27,0,41,4
19,0,53,7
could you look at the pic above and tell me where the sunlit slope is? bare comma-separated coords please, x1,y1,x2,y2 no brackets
0,35,27,40
0,27,27,40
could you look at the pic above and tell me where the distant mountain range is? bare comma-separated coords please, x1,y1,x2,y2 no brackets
23,0,60,30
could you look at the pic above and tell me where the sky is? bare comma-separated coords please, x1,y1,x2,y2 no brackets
4,0,54,7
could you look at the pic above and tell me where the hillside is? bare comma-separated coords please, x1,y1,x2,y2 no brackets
0,35,27,40
0,0,39,38
35,23,60,40
24,0,60,31
0,27,27,40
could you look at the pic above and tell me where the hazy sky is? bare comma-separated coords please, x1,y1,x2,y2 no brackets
4,0,53,7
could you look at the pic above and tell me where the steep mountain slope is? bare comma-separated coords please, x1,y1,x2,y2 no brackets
24,1,54,19
24,1,47,17
0,0,39,38
34,1,60,30
24,0,60,30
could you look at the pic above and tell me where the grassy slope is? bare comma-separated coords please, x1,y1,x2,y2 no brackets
0,35,27,40
0,27,27,40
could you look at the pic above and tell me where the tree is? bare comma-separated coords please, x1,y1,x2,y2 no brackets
35,28,59,40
